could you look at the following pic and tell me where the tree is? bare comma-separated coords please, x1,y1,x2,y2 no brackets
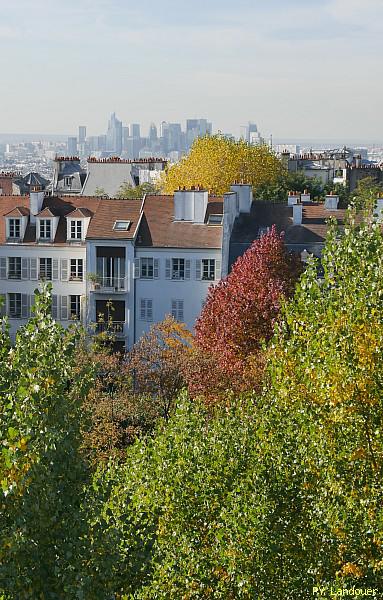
117,181,160,199
126,316,192,421
160,135,284,196
94,186,107,197
256,171,324,203
0,286,94,598
350,176,383,210
186,226,302,401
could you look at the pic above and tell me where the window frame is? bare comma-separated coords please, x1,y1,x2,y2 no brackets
201,258,215,281
39,257,53,280
8,257,22,279
140,257,154,279
8,293,22,318
172,258,185,280
8,218,21,239
39,219,52,240
69,258,83,281
70,220,83,240
69,295,81,320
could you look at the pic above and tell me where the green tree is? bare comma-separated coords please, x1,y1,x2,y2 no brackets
117,181,159,199
0,286,94,598
94,186,108,197
350,176,383,210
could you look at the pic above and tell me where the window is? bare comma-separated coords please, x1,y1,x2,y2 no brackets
39,219,52,240
201,259,215,281
70,220,82,240
70,259,83,281
8,293,21,318
9,218,21,239
113,220,131,231
171,299,184,321
208,214,223,225
8,257,21,279
39,258,52,280
172,258,185,280
69,295,81,320
140,298,153,321
140,257,154,279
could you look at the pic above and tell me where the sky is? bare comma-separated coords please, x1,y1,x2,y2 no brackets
0,0,382,140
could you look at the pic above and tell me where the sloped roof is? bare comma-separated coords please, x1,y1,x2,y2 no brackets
86,199,142,239
136,195,223,249
3,206,30,217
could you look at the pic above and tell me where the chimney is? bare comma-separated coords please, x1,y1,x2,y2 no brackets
301,189,311,204
324,191,339,210
29,185,44,224
230,183,252,213
355,154,362,168
288,191,300,206
174,188,208,222
293,202,302,225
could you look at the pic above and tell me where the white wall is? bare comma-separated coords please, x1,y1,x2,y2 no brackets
0,244,86,340
134,247,222,341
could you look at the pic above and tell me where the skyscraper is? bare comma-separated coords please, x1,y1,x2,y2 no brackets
67,136,78,156
78,126,86,145
185,119,212,149
106,113,123,154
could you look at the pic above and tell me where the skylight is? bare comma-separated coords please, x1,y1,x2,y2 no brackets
113,220,131,231
208,214,223,225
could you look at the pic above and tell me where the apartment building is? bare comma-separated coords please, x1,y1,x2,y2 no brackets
1,184,253,349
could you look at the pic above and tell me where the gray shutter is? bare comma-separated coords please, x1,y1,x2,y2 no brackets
215,259,221,279
0,294,6,317
21,294,29,318
147,299,153,321
140,299,146,320
52,258,59,281
153,258,159,279
195,259,201,280
133,258,140,278
52,295,58,319
185,259,191,280
171,300,177,318
60,259,68,281
165,259,171,279
80,295,85,323
0,257,6,279
30,258,38,280
178,300,184,321
60,295,68,320
29,294,35,317
21,258,29,280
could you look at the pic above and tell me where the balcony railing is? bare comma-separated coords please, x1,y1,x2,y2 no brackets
94,321,125,335
92,276,126,292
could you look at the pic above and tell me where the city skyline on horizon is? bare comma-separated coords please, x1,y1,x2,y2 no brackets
0,0,382,140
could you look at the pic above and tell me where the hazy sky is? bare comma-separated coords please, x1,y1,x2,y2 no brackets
0,0,382,140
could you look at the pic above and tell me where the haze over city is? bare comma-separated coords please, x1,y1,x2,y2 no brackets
0,0,382,141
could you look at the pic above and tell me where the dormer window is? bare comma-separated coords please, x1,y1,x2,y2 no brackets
39,219,52,240
208,214,223,225
9,218,21,239
70,220,83,240
113,220,131,231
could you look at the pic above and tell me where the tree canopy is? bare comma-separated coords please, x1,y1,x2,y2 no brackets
160,135,284,196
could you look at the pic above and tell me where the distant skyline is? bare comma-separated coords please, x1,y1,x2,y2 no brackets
0,0,382,140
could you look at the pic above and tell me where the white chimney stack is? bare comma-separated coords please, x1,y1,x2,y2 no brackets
301,189,311,204
174,187,208,222
288,191,300,206
324,191,339,210
230,182,252,213
29,185,45,224
293,202,303,225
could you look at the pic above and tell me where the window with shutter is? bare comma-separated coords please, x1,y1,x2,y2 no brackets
140,298,153,321
60,259,68,281
165,259,171,279
52,295,58,319
21,294,29,318
171,299,184,321
195,259,201,280
30,258,38,280
21,258,29,280
60,295,68,320
134,258,140,278
52,259,59,280
0,257,7,279
153,259,159,278
185,259,191,280
8,293,22,318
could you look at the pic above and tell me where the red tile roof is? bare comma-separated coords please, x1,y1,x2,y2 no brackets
86,198,142,239
137,195,223,248
3,206,30,217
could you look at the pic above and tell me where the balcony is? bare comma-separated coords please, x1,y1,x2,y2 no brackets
90,276,127,293
93,321,126,337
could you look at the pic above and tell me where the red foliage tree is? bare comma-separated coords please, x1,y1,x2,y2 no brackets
187,226,302,401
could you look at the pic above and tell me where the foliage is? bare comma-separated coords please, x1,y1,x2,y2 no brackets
255,170,324,202
349,176,383,211
160,134,284,196
94,186,107,197
186,226,302,401
117,181,160,199
80,344,160,465
0,286,94,598
126,316,193,421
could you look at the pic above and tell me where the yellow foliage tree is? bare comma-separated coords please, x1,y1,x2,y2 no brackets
160,134,284,195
